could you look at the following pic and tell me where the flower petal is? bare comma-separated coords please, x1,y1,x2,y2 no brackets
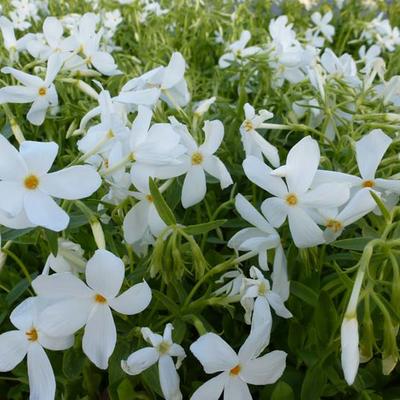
162,52,186,89
27,97,49,126
224,377,252,400
243,156,287,197
19,141,58,175
261,197,288,228
1,66,43,87
123,200,150,244
286,136,320,194
0,181,24,216
0,331,28,371
0,86,38,103
199,120,224,155
356,129,391,180
44,53,63,85
82,304,116,369
43,17,63,48
0,134,27,180
240,350,287,385
121,347,159,375
287,207,325,248
40,165,101,200
190,333,239,374
300,183,349,208
181,165,206,208
159,355,182,400
24,190,69,231
85,249,125,298
190,373,227,400
39,333,74,351
202,155,233,189
109,281,152,315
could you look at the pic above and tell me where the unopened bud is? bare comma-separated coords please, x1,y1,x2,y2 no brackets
90,218,105,249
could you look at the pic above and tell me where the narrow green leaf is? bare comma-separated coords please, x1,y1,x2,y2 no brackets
290,281,318,307
332,237,374,251
370,190,390,222
43,228,58,256
183,219,227,235
149,177,176,226
301,363,326,400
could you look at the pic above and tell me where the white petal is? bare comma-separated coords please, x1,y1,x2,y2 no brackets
123,201,150,244
0,181,24,216
181,166,206,208
356,129,391,180
43,17,63,48
271,245,290,301
121,347,159,375
86,249,125,298
312,170,361,188
40,165,101,200
190,373,227,400
32,272,92,298
252,131,280,168
341,317,359,385
37,298,92,337
44,53,63,85
261,197,288,227
190,333,239,374
300,183,349,208
224,377,252,400
0,134,27,180
1,66,43,87
243,156,288,197
27,97,49,126
375,178,400,194
148,204,167,237
39,333,74,351
266,291,292,318
240,350,287,385
24,190,69,231
0,331,28,371
109,281,152,315
91,51,120,76
287,207,325,248
199,120,224,155
159,355,182,400
235,194,275,233
20,141,58,175
286,136,320,194
162,52,186,89
82,304,116,369
0,86,38,103
202,155,233,189
27,343,55,400
116,88,161,106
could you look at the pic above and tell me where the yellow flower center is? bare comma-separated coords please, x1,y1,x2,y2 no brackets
326,219,343,233
230,364,241,376
38,87,47,96
362,180,375,188
26,328,38,342
258,282,267,296
94,294,107,303
146,194,153,202
107,129,115,139
191,152,203,165
285,193,298,206
24,175,39,190
243,120,254,132
158,341,171,355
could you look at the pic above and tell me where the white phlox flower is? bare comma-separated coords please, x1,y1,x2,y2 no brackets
0,53,63,125
190,332,287,400
243,136,350,247
0,297,74,400
0,136,101,231
213,269,245,296
219,30,261,69
122,323,186,400
32,249,152,369
311,11,334,43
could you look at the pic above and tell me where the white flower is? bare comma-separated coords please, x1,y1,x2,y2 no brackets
0,16,32,59
116,52,190,108
122,324,186,400
243,136,350,247
228,194,281,270
219,30,261,69
160,119,233,208
341,316,359,385
194,96,216,116
311,11,334,42
0,297,74,400
314,129,400,198
240,103,279,167
43,238,86,275
0,137,101,231
0,53,63,125
213,269,245,296
32,249,152,369
190,332,286,400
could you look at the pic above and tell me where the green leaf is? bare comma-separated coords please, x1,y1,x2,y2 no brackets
271,381,294,400
332,237,375,251
6,276,36,305
149,177,176,226
183,219,227,235
290,281,318,307
63,347,85,380
43,229,58,256
301,363,326,400
314,291,338,344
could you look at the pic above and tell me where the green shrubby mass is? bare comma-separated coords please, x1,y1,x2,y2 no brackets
0,0,400,399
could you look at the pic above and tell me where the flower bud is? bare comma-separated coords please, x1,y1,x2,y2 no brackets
90,218,105,249
341,316,359,385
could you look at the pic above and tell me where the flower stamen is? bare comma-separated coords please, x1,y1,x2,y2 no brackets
94,294,107,303
24,175,39,190
285,193,298,206
26,328,38,342
230,364,241,376
191,152,203,165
